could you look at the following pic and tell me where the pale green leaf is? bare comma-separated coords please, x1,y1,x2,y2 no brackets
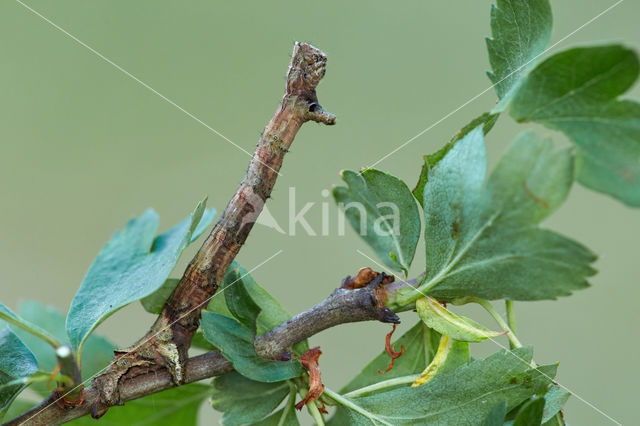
416,296,504,342
333,169,421,273
210,372,290,425
66,200,215,352
486,0,552,109
510,45,640,205
411,334,469,386
0,327,38,422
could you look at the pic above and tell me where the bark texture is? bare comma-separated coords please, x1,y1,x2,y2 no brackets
91,42,335,406
6,275,416,425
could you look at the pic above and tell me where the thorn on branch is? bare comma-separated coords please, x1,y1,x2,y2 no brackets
378,324,405,374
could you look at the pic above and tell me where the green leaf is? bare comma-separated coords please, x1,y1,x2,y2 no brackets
224,272,262,331
510,45,640,206
0,327,38,422
0,302,59,348
331,347,556,425
541,385,570,423
416,296,504,342
66,200,215,352
330,324,441,425
201,312,303,382
191,330,217,351
333,169,421,273
413,112,498,207
486,0,552,109
251,390,300,426
543,414,565,426
513,397,545,426
483,401,508,426
339,322,431,395
212,262,308,354
140,278,180,314
210,372,291,425
397,128,596,304
70,383,211,425
223,263,295,336
411,334,469,386
11,302,115,397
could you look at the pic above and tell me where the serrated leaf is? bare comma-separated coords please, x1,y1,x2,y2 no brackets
401,128,596,303
413,112,498,207
333,169,420,273
332,347,556,425
486,0,552,110
201,311,303,383
0,327,38,422
210,372,290,425
510,45,640,206
66,200,216,352
11,302,115,397
339,322,431,395
416,296,503,342
412,334,469,386
70,383,211,425
513,397,545,426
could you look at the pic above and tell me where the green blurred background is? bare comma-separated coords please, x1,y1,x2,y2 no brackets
1,0,638,424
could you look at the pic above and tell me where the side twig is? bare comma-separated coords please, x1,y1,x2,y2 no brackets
6,276,418,425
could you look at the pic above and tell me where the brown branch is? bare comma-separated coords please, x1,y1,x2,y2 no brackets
91,41,335,406
3,41,424,425
5,276,418,426
254,273,400,360
4,352,233,426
